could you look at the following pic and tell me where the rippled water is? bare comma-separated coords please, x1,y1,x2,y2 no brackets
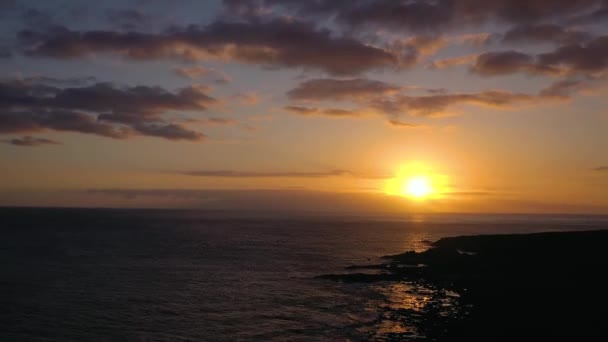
1,208,606,341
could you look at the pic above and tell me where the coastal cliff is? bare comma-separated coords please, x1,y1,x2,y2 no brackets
320,230,608,341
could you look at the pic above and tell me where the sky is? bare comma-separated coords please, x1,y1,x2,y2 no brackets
1,0,607,214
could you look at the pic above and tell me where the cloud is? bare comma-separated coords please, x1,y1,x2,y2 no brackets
403,35,448,55
205,117,238,125
388,120,425,128
539,79,594,99
231,92,259,104
370,90,539,117
284,78,576,122
173,66,232,84
212,70,232,84
453,33,493,46
384,35,449,66
286,90,539,119
81,188,412,213
0,109,132,138
181,169,353,178
284,106,361,117
1,135,62,146
0,78,216,141
502,24,591,45
18,18,400,75
223,0,605,33
470,36,608,77
429,54,478,69
568,2,608,24
538,35,608,74
173,66,208,79
594,166,608,171
287,78,400,101
19,75,97,87
471,51,564,76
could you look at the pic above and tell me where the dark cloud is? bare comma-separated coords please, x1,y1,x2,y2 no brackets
568,1,608,24
471,36,608,77
0,79,215,141
18,18,399,75
0,109,132,138
285,78,571,121
1,135,61,146
131,123,205,141
223,0,605,33
473,51,536,76
20,75,97,87
471,51,563,76
287,78,400,101
538,35,608,74
594,166,608,171
502,24,591,45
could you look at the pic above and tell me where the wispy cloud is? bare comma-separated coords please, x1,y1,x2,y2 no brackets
179,168,389,179
1,136,62,147
287,78,400,102
284,106,362,118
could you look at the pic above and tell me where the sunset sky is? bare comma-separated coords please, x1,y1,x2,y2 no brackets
1,0,607,214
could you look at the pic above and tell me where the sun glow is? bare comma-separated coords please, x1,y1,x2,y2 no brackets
384,163,449,200
404,176,433,198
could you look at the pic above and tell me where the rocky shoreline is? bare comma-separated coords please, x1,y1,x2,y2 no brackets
319,230,608,341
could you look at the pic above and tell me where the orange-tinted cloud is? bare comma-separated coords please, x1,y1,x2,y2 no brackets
429,54,478,69
284,106,361,117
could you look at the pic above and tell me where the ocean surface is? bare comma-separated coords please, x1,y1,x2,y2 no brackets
1,208,607,341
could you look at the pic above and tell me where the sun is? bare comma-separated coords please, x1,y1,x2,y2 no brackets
404,175,433,199
385,173,436,200
384,163,448,200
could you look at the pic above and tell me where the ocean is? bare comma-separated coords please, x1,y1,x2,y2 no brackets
1,208,607,341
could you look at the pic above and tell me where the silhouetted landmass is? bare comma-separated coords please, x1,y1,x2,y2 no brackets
319,230,608,341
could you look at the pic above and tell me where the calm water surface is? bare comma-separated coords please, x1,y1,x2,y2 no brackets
1,208,607,341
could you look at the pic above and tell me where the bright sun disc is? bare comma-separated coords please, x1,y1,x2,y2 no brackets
384,163,448,200
404,176,432,198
